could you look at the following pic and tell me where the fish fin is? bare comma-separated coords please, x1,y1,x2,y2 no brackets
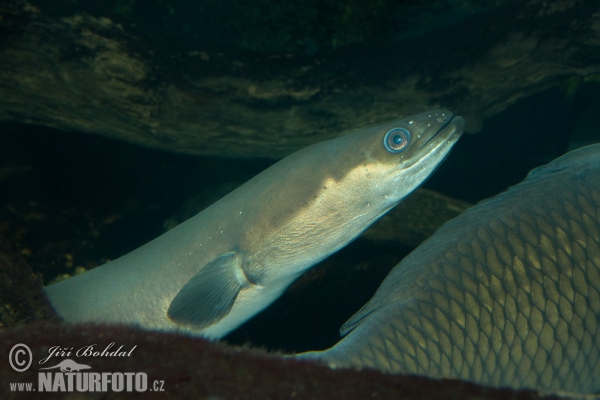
167,252,250,329
526,144,600,179
339,303,376,336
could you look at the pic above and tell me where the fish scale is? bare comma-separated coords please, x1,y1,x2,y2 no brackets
299,144,600,393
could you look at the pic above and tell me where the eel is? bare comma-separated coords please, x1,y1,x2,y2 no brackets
44,110,464,339
297,144,600,394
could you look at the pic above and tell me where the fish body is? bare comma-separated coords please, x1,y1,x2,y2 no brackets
45,110,463,339
299,144,600,393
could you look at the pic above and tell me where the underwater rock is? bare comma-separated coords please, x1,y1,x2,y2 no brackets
0,242,58,330
0,322,554,399
364,188,471,247
1,0,600,158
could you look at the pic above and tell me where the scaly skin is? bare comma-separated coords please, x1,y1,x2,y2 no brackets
299,144,600,394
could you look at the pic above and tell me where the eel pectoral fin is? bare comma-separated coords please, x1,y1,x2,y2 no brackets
167,251,250,329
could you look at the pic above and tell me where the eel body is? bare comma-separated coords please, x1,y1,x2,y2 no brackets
299,144,600,394
45,110,463,339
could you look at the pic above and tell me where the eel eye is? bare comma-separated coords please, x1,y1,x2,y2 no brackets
384,128,411,153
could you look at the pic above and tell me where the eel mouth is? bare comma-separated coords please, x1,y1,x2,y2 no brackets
410,114,464,163
426,114,464,148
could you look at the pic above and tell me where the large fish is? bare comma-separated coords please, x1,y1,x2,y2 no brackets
298,144,600,394
45,110,463,339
